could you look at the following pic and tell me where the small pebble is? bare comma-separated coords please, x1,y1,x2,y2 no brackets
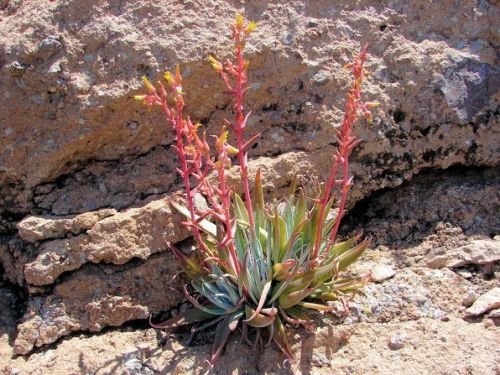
462,290,479,307
127,121,139,130
47,62,62,74
388,334,406,350
312,353,331,367
38,35,63,58
455,268,473,279
371,264,396,282
488,308,500,318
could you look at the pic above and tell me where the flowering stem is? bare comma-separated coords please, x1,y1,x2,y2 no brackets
233,41,255,229
311,45,369,261
163,102,207,256
214,128,241,275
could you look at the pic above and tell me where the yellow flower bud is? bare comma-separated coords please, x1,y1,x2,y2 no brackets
227,145,239,155
208,56,223,73
142,75,156,94
235,14,245,29
365,101,380,109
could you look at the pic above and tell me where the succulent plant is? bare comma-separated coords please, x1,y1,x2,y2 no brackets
136,14,376,367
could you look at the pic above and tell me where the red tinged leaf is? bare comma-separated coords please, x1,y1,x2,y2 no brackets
210,311,243,365
271,317,294,360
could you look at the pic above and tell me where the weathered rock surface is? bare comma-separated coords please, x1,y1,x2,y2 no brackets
426,238,500,269
0,0,498,227
22,197,188,286
345,168,499,248
0,0,499,372
16,208,116,242
14,251,184,355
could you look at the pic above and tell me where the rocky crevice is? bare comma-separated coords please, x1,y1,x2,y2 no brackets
0,1,499,372
7,165,499,356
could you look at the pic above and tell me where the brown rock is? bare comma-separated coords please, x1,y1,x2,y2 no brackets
0,0,497,212
14,251,184,355
23,197,189,286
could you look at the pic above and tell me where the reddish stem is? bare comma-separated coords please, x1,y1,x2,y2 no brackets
214,132,241,275
232,37,255,229
162,101,207,255
311,46,368,261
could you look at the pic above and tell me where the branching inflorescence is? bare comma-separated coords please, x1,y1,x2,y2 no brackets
136,14,377,367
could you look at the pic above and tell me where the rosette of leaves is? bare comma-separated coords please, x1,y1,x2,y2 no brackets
154,174,370,364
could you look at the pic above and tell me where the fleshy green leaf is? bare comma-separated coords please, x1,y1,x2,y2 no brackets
244,279,272,323
298,301,336,311
336,238,370,272
279,287,315,309
233,193,249,223
245,306,277,328
210,314,233,364
330,235,360,257
254,168,265,211
169,245,205,280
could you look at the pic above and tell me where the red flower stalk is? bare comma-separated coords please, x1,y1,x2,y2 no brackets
312,44,375,261
208,14,258,230
136,62,246,276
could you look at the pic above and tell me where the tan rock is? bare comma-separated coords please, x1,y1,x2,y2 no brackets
371,264,396,282
465,288,500,317
16,208,116,242
24,197,189,286
426,239,500,269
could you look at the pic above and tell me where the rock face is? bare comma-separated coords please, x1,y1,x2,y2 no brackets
14,251,185,355
21,197,187,286
0,0,498,370
16,208,116,243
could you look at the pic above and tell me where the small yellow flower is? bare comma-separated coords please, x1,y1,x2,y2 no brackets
246,21,257,34
164,71,173,85
215,127,229,151
235,14,245,29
